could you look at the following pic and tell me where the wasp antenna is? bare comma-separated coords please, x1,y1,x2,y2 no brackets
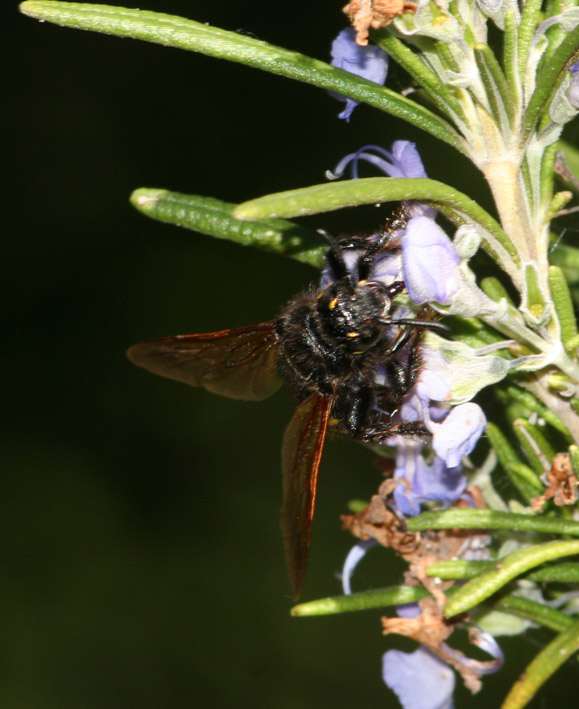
380,318,450,333
317,229,352,283
316,228,337,246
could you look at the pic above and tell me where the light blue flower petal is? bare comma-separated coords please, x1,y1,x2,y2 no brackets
401,217,461,304
431,403,487,468
329,28,389,120
383,647,455,709
340,539,379,594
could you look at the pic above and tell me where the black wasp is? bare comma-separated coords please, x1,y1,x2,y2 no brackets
127,205,445,599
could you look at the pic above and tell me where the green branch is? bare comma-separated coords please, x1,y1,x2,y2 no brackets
407,508,579,536
443,540,579,617
130,188,325,267
234,177,518,273
19,1,466,152
503,618,579,709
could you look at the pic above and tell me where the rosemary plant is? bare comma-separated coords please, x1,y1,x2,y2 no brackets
19,1,579,706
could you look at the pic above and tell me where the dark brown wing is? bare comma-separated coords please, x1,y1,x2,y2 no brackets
127,322,282,401
281,393,332,600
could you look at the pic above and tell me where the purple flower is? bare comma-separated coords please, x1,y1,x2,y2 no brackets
327,141,436,219
329,141,428,180
396,602,422,618
568,62,579,108
429,403,487,468
393,446,467,517
383,647,455,709
340,538,379,594
401,217,461,305
330,28,389,121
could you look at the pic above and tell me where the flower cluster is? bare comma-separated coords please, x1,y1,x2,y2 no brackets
319,5,579,706
326,141,488,513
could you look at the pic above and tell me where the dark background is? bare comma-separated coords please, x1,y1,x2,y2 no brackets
3,1,574,706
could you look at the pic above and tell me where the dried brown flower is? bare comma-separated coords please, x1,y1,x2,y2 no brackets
343,0,418,45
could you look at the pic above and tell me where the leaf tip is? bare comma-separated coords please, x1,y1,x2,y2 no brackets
232,203,258,221
130,188,164,212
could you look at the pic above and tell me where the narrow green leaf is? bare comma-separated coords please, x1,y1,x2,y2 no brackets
569,444,579,476
130,188,325,267
406,508,579,536
517,0,545,77
503,618,579,709
486,420,524,475
19,1,465,152
443,540,579,617
435,38,461,73
505,385,574,442
522,262,548,323
234,177,518,270
481,276,515,305
495,594,575,633
523,25,579,139
565,334,579,350
549,265,578,345
545,190,574,222
503,10,521,109
429,559,579,583
513,418,555,475
449,316,507,349
506,461,544,499
371,29,466,122
474,43,514,126
291,585,428,616
427,559,493,579
527,561,579,582
540,142,560,212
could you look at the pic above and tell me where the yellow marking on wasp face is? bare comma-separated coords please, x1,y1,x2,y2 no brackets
347,331,359,338
328,297,338,309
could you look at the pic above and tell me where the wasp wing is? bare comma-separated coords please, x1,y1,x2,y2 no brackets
127,322,282,401
281,393,332,600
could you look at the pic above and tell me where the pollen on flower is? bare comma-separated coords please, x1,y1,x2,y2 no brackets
343,0,418,45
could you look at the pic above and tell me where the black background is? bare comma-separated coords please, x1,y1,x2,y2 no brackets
3,1,574,706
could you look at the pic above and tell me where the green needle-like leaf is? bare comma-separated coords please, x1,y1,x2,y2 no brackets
517,0,544,77
549,265,578,346
427,559,494,579
513,418,556,475
428,559,579,583
407,508,579,536
443,540,579,617
130,188,325,267
19,1,465,152
371,29,466,122
503,618,579,709
234,177,518,273
527,562,579,583
290,586,429,616
523,25,579,140
495,594,575,633
474,43,513,127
